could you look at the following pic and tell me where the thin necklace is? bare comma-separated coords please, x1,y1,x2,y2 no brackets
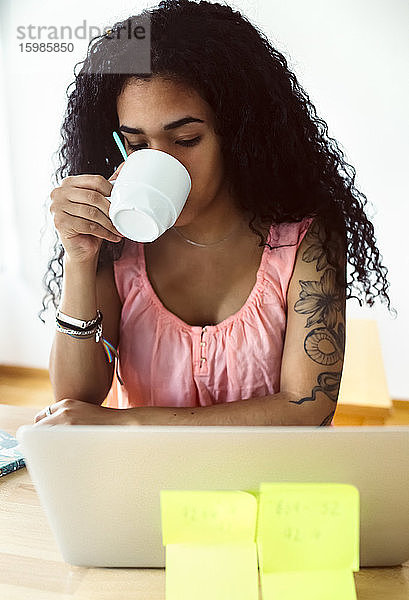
170,219,244,248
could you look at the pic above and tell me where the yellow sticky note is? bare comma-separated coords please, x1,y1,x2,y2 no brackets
165,543,259,600
257,483,360,573
161,491,259,600
160,490,257,544
243,489,260,503
261,568,357,600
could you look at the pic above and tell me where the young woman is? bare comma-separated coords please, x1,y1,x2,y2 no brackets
34,0,391,428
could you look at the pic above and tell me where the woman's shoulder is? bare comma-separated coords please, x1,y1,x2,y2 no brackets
266,216,315,249
260,216,315,295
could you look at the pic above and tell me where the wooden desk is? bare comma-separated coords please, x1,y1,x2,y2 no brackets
1,404,408,599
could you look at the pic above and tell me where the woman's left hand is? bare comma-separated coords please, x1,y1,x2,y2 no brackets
33,399,128,426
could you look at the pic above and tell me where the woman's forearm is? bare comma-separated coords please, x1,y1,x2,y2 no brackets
49,254,113,405
121,391,334,426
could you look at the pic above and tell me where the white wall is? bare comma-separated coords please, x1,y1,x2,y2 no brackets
0,0,408,398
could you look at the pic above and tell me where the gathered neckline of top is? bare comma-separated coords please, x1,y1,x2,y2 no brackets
136,221,276,334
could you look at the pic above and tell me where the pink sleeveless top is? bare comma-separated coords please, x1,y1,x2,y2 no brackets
104,216,317,412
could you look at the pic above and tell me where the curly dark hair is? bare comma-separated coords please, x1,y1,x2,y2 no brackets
38,0,393,323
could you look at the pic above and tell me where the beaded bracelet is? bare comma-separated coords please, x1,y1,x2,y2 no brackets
56,309,103,331
56,321,102,342
55,314,123,385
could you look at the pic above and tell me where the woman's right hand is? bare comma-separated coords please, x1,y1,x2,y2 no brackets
49,161,126,264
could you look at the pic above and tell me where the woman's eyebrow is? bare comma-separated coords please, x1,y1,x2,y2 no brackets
119,116,205,135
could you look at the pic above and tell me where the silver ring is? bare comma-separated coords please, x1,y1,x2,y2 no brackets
45,405,52,417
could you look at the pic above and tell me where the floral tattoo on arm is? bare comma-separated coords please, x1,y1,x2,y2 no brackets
288,220,346,426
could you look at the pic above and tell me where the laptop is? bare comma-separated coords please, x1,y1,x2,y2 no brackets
16,424,409,568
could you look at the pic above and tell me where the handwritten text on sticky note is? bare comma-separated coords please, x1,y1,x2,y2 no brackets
161,490,259,600
257,483,360,572
160,490,258,545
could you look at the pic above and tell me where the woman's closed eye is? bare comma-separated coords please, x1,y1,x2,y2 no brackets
128,136,202,151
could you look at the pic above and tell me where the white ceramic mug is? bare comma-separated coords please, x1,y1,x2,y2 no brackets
107,148,191,242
